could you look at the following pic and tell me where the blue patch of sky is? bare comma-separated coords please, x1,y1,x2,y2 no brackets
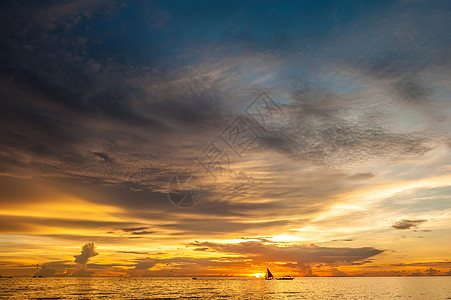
63,0,394,72
378,186,451,214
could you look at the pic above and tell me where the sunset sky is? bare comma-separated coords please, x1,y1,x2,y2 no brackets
1,0,451,277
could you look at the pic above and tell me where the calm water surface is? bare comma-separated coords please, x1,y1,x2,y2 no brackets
1,277,451,299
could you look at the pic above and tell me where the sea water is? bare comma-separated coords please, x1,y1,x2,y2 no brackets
1,276,451,299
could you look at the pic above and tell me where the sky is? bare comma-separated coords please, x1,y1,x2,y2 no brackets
1,0,451,277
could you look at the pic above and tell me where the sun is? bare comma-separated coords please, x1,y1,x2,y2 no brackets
252,273,265,278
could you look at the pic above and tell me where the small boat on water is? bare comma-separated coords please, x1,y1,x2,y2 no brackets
192,277,198,280
265,268,274,280
265,268,294,280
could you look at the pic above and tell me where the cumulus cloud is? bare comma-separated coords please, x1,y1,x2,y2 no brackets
74,242,98,265
73,242,98,276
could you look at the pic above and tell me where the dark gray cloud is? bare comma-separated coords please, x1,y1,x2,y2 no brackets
391,219,427,230
117,251,149,255
0,1,236,192
256,95,431,166
193,247,209,251
87,151,114,164
347,173,375,181
108,227,156,236
189,241,383,265
119,227,149,232
354,53,433,104
332,1,451,110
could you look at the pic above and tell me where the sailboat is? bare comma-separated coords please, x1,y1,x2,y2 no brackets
265,268,294,280
265,268,274,280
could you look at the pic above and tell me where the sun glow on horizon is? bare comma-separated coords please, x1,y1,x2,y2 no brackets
251,273,265,278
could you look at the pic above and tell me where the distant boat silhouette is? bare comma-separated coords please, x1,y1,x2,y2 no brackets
192,277,198,280
265,268,274,280
265,268,294,280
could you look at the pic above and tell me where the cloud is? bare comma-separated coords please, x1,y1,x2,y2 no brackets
424,267,440,276
193,247,209,251
34,265,56,277
408,271,424,276
329,267,350,277
72,242,99,276
118,251,149,255
119,227,151,232
297,263,318,277
256,91,432,167
133,258,157,271
331,238,355,242
123,239,382,277
74,242,98,267
347,173,375,181
87,151,114,164
113,227,155,236
391,261,451,267
408,267,445,276
189,241,383,266
391,219,427,230
30,260,74,277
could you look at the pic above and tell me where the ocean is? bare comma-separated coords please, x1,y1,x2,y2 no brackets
1,276,451,299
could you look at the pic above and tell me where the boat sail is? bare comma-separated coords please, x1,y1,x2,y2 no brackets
265,268,294,280
265,268,274,280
